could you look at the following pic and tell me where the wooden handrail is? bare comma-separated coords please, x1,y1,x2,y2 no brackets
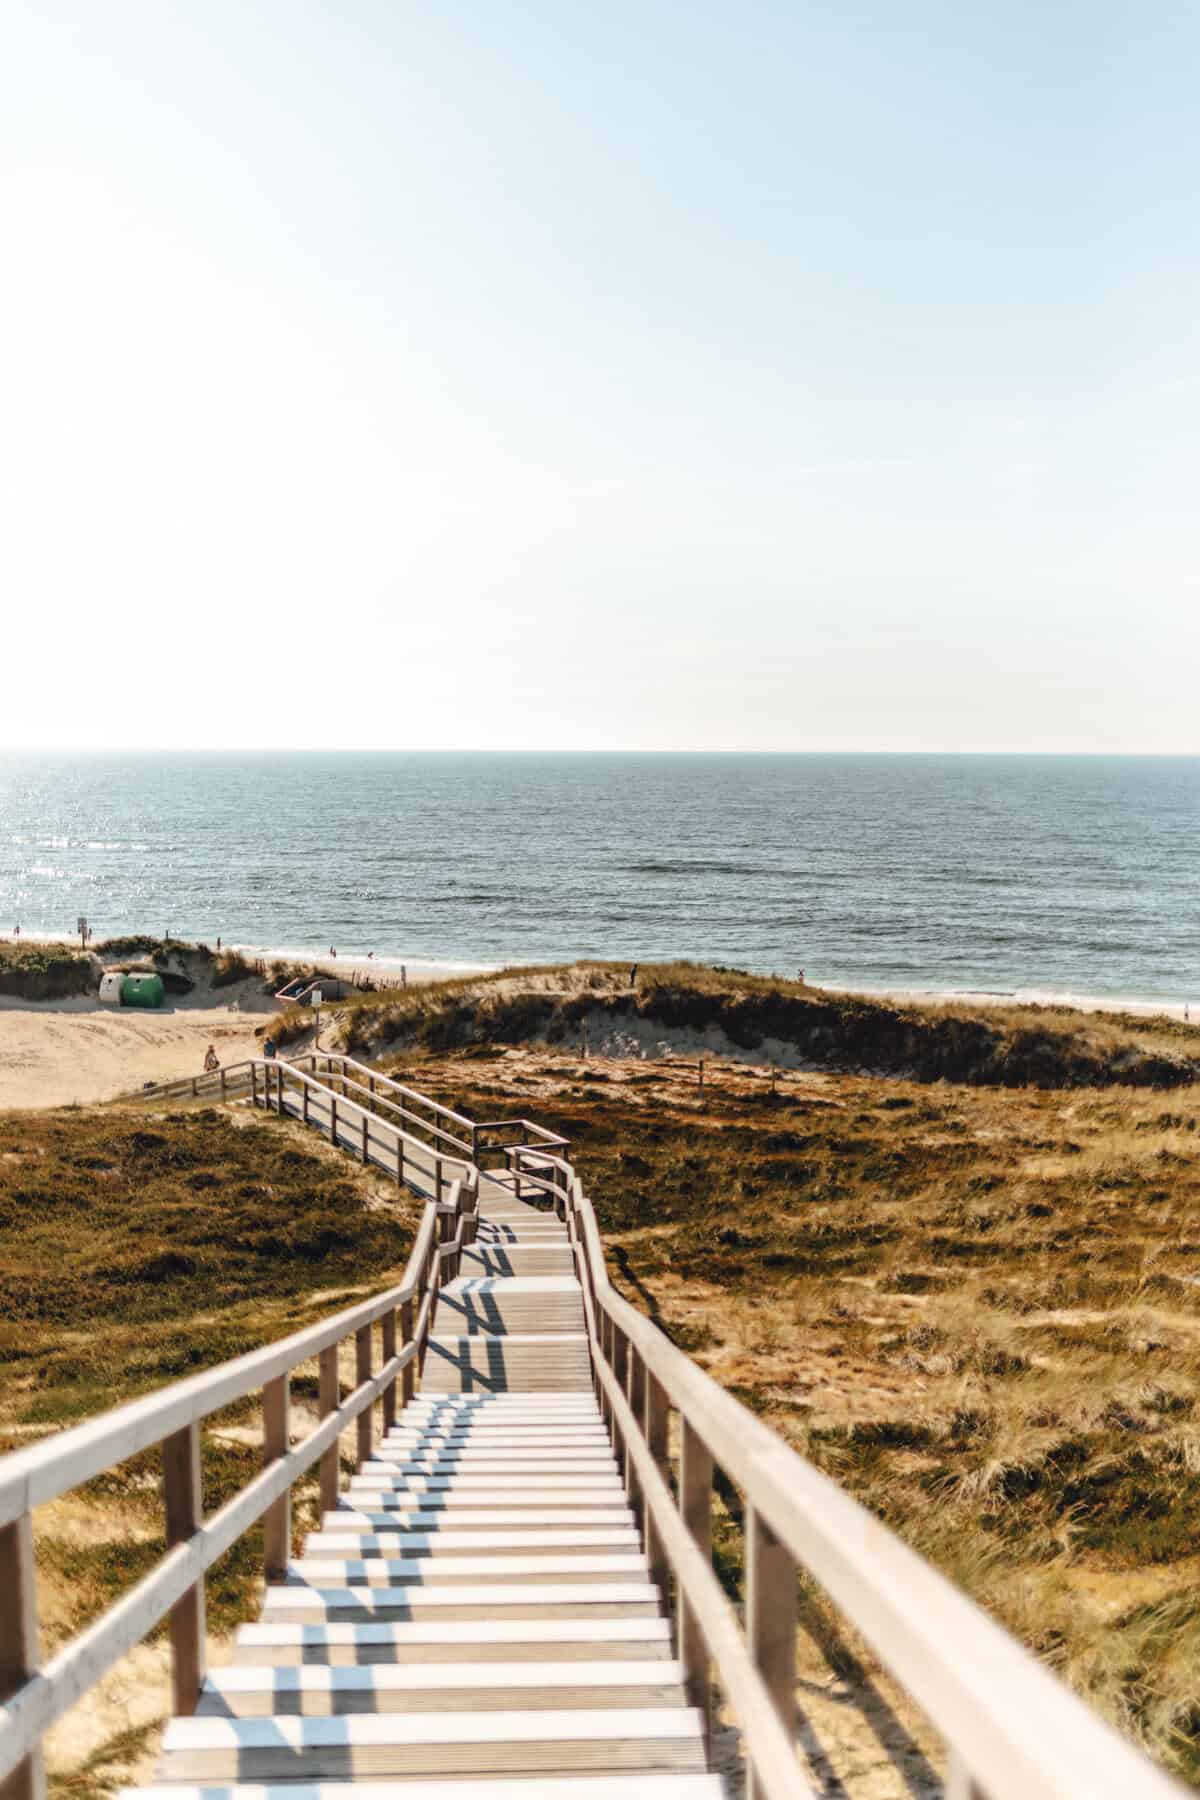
318,1055,474,1135
310,1056,474,1158
505,1146,1181,1800
0,1061,480,1796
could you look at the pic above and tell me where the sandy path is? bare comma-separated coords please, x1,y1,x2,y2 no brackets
0,1003,268,1108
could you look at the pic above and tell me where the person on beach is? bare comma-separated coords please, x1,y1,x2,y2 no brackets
203,1045,219,1072
263,1037,277,1060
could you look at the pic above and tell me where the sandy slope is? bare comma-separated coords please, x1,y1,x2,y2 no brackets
0,998,269,1108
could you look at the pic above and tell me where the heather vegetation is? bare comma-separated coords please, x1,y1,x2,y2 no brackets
0,1102,421,1794
301,959,1200,1091
368,998,1200,1786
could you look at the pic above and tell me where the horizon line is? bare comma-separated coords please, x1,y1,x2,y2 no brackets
0,746,1198,759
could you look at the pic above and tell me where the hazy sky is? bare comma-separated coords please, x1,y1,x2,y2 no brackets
2,1,1196,751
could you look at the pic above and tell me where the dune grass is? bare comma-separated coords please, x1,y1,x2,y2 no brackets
0,1101,421,1794
290,959,1200,1089
388,1035,1200,1785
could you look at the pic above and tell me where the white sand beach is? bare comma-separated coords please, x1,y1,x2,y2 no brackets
0,945,480,1110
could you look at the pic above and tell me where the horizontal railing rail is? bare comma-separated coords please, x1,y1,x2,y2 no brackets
0,1066,480,1798
505,1143,1182,1800
312,1056,570,1170
310,1055,475,1159
250,1059,471,1203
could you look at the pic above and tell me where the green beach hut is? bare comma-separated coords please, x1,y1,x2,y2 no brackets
120,971,166,1008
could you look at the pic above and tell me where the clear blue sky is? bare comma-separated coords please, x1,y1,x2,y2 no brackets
2,0,1196,750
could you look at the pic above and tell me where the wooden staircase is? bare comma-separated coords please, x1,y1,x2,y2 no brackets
122,1181,723,1796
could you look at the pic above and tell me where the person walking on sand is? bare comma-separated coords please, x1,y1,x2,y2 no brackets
204,1045,219,1073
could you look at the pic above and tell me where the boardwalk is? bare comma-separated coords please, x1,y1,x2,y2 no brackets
0,1052,1183,1800
124,1175,720,1794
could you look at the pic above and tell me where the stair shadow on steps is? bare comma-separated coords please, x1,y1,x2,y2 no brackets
422,1336,514,1392
434,1289,509,1334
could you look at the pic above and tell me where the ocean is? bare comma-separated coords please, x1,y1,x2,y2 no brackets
0,752,1196,1007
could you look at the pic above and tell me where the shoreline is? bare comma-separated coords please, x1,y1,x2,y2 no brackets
831,981,1197,1025
1,929,1195,1022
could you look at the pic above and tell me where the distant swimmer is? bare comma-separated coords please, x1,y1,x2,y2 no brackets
203,1045,219,1072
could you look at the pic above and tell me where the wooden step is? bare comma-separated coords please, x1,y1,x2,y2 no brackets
157,1707,707,1780
429,1310,589,1336
197,1659,687,1715
418,1372,594,1397
365,1455,619,1474
287,1554,649,1587
233,1617,675,1665
380,1433,611,1450
308,1529,640,1557
375,1436,615,1455
459,1253,577,1277
324,1508,636,1533
347,1476,625,1498
343,1490,629,1514
400,1395,600,1411
260,1582,662,1622
128,1780,725,1800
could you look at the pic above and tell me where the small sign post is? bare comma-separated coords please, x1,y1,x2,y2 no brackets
312,987,321,1048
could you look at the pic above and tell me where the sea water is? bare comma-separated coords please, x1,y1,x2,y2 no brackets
0,752,1196,1006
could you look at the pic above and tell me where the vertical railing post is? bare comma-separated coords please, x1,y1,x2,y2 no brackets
400,1297,416,1402
220,1066,227,1099
0,1515,45,1800
746,1504,798,1800
436,1156,443,1203
382,1307,398,1431
644,1372,670,1595
302,1080,309,1125
318,1343,340,1512
330,1094,338,1148
162,1422,206,1716
356,1325,373,1465
263,1374,290,1580
627,1343,646,1518
946,1753,986,1800
679,1417,714,1736
250,1062,258,1108
610,1326,628,1484
361,1113,369,1165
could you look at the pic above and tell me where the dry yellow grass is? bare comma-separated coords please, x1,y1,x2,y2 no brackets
392,1032,1200,1788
